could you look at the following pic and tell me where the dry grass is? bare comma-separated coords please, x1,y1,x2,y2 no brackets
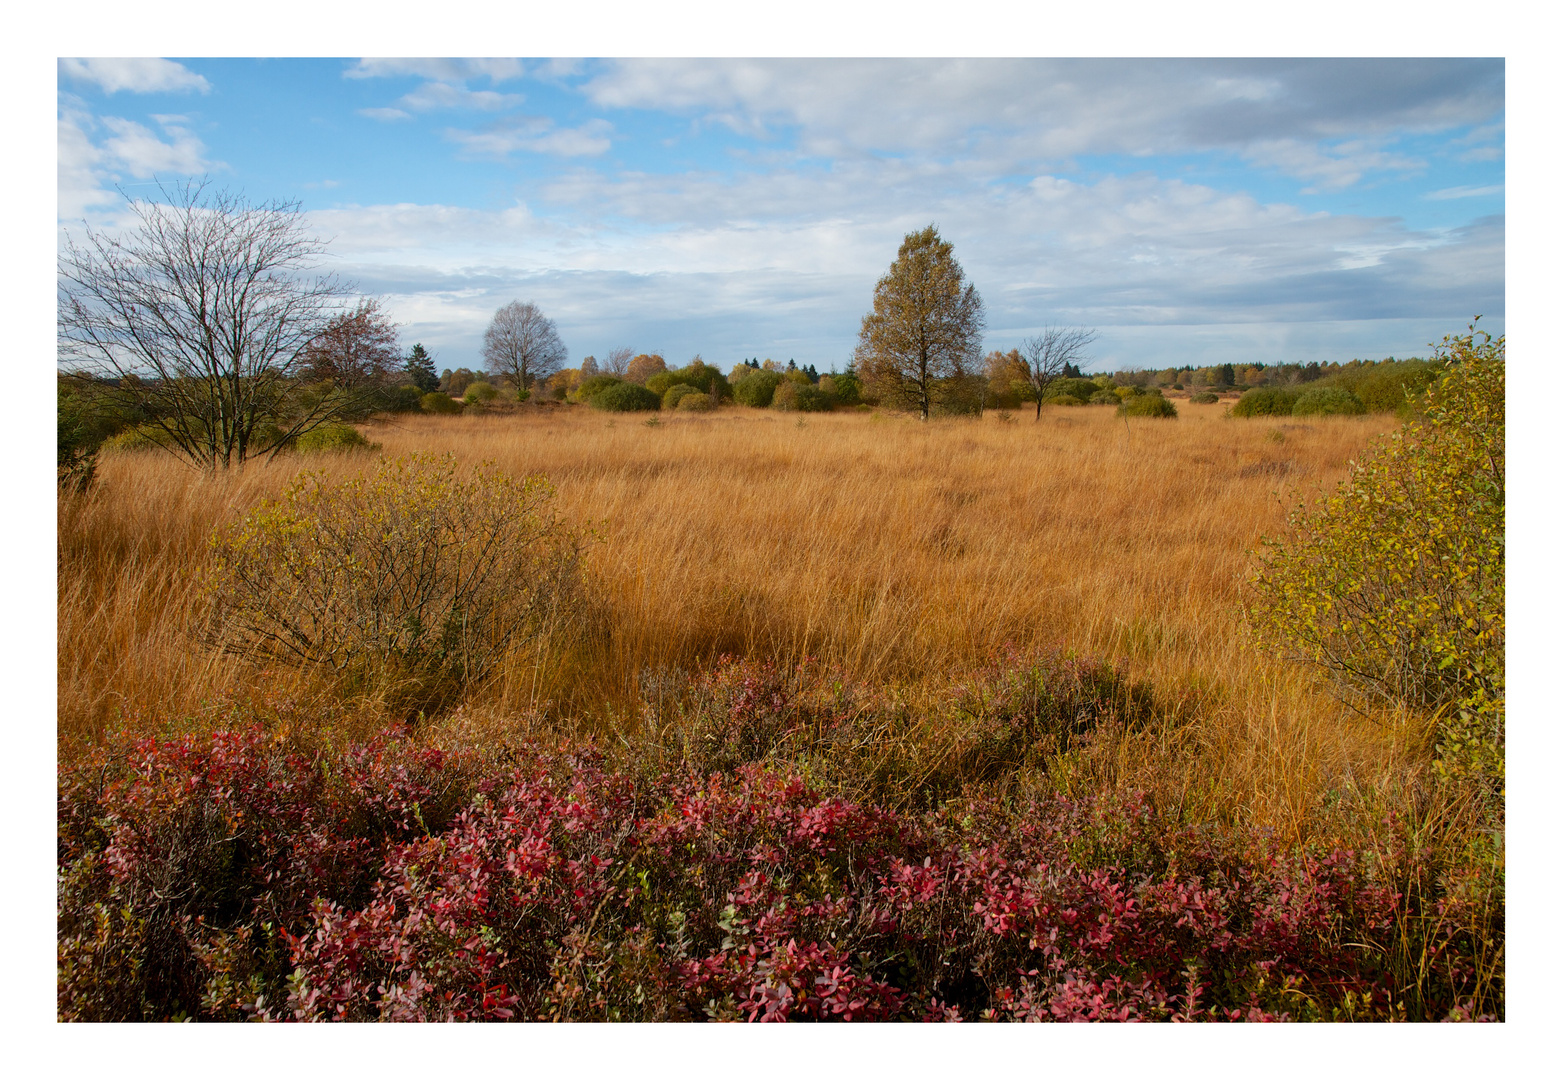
59,402,1427,838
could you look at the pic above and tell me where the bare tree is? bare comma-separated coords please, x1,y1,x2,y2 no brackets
854,225,985,421
482,301,567,400
58,180,352,468
604,347,634,376
1019,326,1098,420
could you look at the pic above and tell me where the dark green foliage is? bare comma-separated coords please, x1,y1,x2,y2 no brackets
1292,386,1366,416
1088,389,1120,405
1329,358,1441,415
420,392,463,415
1118,395,1178,418
669,360,732,401
771,381,832,412
1232,387,1303,417
403,344,440,393
58,388,99,489
1189,391,1220,404
376,385,425,413
591,382,662,412
1050,378,1098,402
573,375,624,403
734,368,784,408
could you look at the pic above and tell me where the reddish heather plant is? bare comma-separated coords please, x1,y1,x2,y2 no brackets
58,654,1501,1022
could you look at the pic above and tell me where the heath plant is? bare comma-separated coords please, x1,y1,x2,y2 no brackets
205,453,588,704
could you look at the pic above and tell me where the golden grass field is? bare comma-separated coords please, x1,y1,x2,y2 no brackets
59,401,1429,841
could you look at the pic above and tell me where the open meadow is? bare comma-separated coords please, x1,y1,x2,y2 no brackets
58,396,1503,1022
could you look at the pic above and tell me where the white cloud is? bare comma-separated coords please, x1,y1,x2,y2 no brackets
344,58,524,83
446,118,612,158
1427,184,1505,200
57,102,217,218
59,58,210,95
358,106,412,122
396,81,523,112
98,115,209,178
580,59,1501,187
1240,138,1425,191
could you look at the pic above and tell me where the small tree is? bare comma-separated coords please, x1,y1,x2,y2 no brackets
57,180,350,469
626,353,667,384
1018,327,1098,420
302,298,400,390
605,348,634,376
482,301,567,401
853,225,985,421
404,343,440,392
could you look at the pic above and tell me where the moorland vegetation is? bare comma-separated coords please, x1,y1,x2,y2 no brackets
56,198,1503,1022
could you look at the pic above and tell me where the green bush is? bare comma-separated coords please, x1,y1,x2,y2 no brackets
295,423,378,454
463,381,499,405
1041,393,1084,407
645,372,677,397
822,371,862,405
420,392,463,415
1088,389,1120,405
1249,327,1504,794
670,361,732,401
376,385,425,413
572,375,624,404
207,453,586,699
591,382,662,412
771,381,832,412
1341,359,1442,414
1050,378,1097,402
663,383,700,409
1118,395,1178,418
676,392,715,412
1231,387,1303,417
1292,386,1365,416
1189,391,1220,404
734,368,784,408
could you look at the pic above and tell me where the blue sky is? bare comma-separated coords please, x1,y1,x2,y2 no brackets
57,57,1505,374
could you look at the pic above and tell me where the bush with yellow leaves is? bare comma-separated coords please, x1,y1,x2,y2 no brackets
1248,324,1503,792
207,453,587,701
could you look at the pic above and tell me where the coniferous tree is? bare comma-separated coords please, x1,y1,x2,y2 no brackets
403,343,440,392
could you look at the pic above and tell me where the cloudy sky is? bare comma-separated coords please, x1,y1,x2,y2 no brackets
57,57,1504,373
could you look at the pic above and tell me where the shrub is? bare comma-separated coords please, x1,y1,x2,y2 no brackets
663,383,699,410
463,381,499,405
573,374,625,404
1249,327,1504,793
625,353,667,384
591,382,662,412
669,361,732,402
645,372,677,397
376,385,425,413
420,392,463,415
676,392,714,412
1292,386,1365,416
1088,389,1120,405
1231,387,1302,417
771,381,832,412
1331,358,1441,414
58,699,1499,1022
206,453,586,699
1118,395,1178,418
295,423,378,454
1050,378,1097,402
734,368,784,408
1189,391,1220,404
